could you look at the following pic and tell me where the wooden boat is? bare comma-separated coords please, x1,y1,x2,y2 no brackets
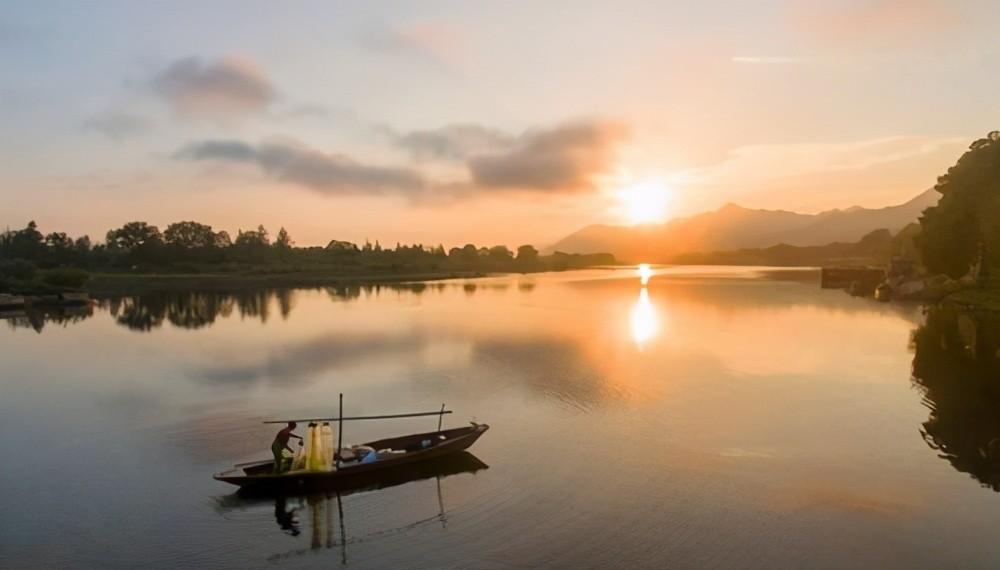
214,422,489,494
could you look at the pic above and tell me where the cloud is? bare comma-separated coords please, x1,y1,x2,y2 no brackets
731,56,812,65
679,135,968,211
793,0,958,50
150,56,274,119
360,20,465,68
176,139,426,195
467,120,628,192
395,124,515,160
83,111,151,140
177,119,629,198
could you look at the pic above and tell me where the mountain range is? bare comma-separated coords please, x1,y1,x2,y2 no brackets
549,189,938,262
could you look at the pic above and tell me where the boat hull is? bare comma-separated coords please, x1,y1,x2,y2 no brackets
214,423,488,494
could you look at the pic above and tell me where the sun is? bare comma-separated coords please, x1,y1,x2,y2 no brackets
616,179,671,225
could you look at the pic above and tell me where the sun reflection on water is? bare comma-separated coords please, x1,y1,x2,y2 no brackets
638,263,653,286
630,288,658,349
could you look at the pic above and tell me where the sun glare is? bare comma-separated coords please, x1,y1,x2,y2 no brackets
617,180,671,225
630,288,659,348
638,263,653,285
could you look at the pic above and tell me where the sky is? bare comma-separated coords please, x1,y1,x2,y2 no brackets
1,0,998,247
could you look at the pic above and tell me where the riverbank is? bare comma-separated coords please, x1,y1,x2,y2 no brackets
942,288,1000,312
85,270,490,296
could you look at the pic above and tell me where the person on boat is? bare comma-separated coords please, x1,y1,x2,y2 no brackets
272,422,303,473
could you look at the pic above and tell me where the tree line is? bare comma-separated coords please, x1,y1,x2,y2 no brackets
0,219,614,293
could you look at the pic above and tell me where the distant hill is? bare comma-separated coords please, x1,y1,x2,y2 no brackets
671,224,921,267
549,189,938,262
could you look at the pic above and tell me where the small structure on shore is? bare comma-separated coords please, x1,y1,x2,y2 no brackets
821,266,885,296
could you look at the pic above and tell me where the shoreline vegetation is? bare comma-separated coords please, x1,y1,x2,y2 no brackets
0,219,616,299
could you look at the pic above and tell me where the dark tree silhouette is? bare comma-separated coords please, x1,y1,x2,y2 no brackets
106,221,162,252
1,218,615,296
164,221,216,249
916,131,1000,278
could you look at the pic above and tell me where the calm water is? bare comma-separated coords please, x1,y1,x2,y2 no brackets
3,266,1000,568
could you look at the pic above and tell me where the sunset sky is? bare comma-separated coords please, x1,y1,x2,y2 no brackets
2,0,998,247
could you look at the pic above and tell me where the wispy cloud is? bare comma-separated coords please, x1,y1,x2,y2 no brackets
678,135,969,211
150,56,275,120
792,0,960,49
176,119,631,198
394,124,516,161
359,20,466,70
176,140,426,196
83,111,151,141
731,56,812,65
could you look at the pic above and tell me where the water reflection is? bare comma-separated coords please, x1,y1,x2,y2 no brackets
197,332,429,386
637,263,653,286
629,288,659,348
215,453,488,564
0,283,449,333
911,305,1000,491
1,304,93,333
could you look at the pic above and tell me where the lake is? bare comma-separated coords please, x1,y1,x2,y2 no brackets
3,266,1000,569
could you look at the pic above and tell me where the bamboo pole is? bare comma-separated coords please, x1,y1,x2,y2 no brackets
437,403,446,432
262,410,453,424
336,393,344,469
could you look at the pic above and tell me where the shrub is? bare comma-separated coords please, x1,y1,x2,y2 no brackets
40,267,90,289
0,259,38,281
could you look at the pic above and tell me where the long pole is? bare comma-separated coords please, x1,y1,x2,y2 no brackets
336,393,344,469
437,403,446,432
262,410,453,424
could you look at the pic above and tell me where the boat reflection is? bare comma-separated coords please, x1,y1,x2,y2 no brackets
214,452,489,563
911,305,1000,491
630,288,659,348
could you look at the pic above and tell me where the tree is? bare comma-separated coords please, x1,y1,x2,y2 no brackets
448,243,479,266
487,245,513,264
106,222,162,252
234,225,269,248
516,244,540,264
916,132,1000,278
44,232,73,251
164,221,215,249
6,221,45,259
274,227,293,250
326,240,358,253
74,235,92,253
213,231,232,248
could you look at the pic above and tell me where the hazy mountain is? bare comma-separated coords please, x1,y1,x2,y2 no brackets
549,189,938,262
